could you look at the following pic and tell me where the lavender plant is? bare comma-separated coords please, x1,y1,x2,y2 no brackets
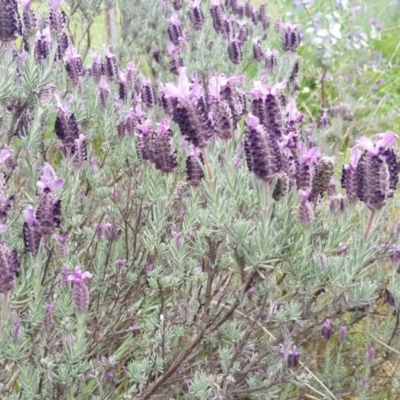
0,0,399,399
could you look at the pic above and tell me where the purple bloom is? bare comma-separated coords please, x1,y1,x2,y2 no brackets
99,77,110,107
355,132,400,210
23,205,42,256
56,235,68,258
339,326,347,343
61,266,70,287
131,323,141,337
341,147,362,202
288,345,300,368
68,266,92,311
68,266,92,285
367,347,375,362
0,240,19,293
152,119,178,173
64,45,82,85
0,0,21,42
44,302,55,328
298,189,314,224
244,114,282,182
171,230,182,248
234,157,242,169
321,319,332,341
37,163,64,191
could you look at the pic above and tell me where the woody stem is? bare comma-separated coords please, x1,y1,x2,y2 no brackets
1,291,9,332
263,181,270,218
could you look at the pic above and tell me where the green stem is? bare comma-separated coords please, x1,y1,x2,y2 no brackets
263,181,270,218
2,291,9,333
201,147,213,190
364,210,376,242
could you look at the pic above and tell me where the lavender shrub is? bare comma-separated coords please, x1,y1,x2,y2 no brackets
0,0,399,399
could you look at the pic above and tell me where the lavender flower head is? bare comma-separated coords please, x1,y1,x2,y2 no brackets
64,45,82,85
164,68,211,148
244,113,282,182
341,147,362,202
355,131,400,210
321,319,332,341
23,205,42,256
288,345,300,367
68,266,93,311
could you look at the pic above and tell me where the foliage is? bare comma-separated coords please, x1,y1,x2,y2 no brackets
0,0,399,399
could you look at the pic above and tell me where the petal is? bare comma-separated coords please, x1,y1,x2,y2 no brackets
50,178,64,191
82,271,93,280
0,149,12,164
355,136,377,155
375,131,398,149
0,225,7,234
350,147,362,168
245,114,260,128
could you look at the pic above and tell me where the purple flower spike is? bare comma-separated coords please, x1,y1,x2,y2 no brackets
37,163,64,191
298,189,314,225
64,45,83,85
228,37,243,65
168,13,183,46
48,0,66,36
103,45,117,81
186,146,205,186
34,28,52,64
0,0,21,42
23,205,42,256
44,302,55,327
244,114,282,182
68,266,92,311
20,0,36,33
288,345,300,368
321,319,332,341
356,132,400,210
189,0,204,30
73,134,88,168
99,77,110,107
367,347,375,363
0,240,19,293
56,235,68,258
341,147,361,202
339,326,347,343
280,22,301,52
